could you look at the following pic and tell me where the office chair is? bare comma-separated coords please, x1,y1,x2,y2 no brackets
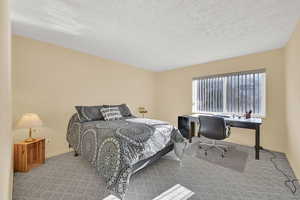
198,115,231,158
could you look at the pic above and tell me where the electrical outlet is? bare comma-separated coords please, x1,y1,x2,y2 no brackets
65,141,70,148
46,138,51,144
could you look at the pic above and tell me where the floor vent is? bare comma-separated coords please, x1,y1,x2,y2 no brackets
103,184,194,200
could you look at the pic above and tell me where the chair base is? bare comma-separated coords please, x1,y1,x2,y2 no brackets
199,140,229,158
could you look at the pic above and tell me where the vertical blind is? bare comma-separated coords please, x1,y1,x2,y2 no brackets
192,69,266,116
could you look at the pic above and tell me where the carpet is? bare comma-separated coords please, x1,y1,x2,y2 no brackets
188,139,249,172
13,139,300,200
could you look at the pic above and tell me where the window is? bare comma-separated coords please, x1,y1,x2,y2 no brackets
192,69,266,117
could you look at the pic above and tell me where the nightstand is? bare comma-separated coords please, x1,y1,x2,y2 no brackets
14,138,45,172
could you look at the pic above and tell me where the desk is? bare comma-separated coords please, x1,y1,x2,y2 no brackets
178,114,263,160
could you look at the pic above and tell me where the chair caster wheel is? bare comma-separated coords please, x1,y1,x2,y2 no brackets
199,146,202,149
224,149,227,152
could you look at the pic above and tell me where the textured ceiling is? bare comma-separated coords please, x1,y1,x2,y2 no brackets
12,0,300,71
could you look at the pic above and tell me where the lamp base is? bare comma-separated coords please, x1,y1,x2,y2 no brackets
25,128,36,143
24,137,36,143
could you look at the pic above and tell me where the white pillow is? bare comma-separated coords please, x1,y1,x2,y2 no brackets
100,107,122,121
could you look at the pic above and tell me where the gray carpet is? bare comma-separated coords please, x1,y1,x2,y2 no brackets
13,138,300,200
192,141,249,172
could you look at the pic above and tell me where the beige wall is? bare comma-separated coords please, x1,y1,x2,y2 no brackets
156,49,286,152
12,29,300,178
12,35,156,157
0,0,13,199
12,35,288,157
285,21,300,178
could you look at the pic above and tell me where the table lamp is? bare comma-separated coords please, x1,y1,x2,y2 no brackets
16,113,43,142
138,107,148,118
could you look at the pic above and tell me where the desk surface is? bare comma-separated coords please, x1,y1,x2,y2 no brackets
182,113,262,124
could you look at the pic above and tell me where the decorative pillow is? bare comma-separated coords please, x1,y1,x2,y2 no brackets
75,106,104,122
100,107,123,121
119,104,133,117
103,104,132,117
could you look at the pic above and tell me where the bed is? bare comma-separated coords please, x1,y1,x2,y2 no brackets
66,106,186,199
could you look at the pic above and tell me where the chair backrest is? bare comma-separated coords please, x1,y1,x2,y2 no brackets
178,116,190,139
198,115,227,140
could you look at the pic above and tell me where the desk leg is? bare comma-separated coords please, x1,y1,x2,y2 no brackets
189,121,195,143
255,126,260,160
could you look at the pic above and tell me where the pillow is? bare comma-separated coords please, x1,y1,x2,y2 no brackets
119,104,133,117
103,104,132,117
100,107,122,121
75,106,104,122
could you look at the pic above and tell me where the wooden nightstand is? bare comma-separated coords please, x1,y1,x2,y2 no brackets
14,138,45,172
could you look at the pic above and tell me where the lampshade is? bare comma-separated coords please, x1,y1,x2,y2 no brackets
138,107,147,113
16,113,43,129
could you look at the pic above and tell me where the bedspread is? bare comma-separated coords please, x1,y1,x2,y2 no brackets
66,114,186,199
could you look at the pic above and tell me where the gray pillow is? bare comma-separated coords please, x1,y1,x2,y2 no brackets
103,104,132,117
75,106,104,122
